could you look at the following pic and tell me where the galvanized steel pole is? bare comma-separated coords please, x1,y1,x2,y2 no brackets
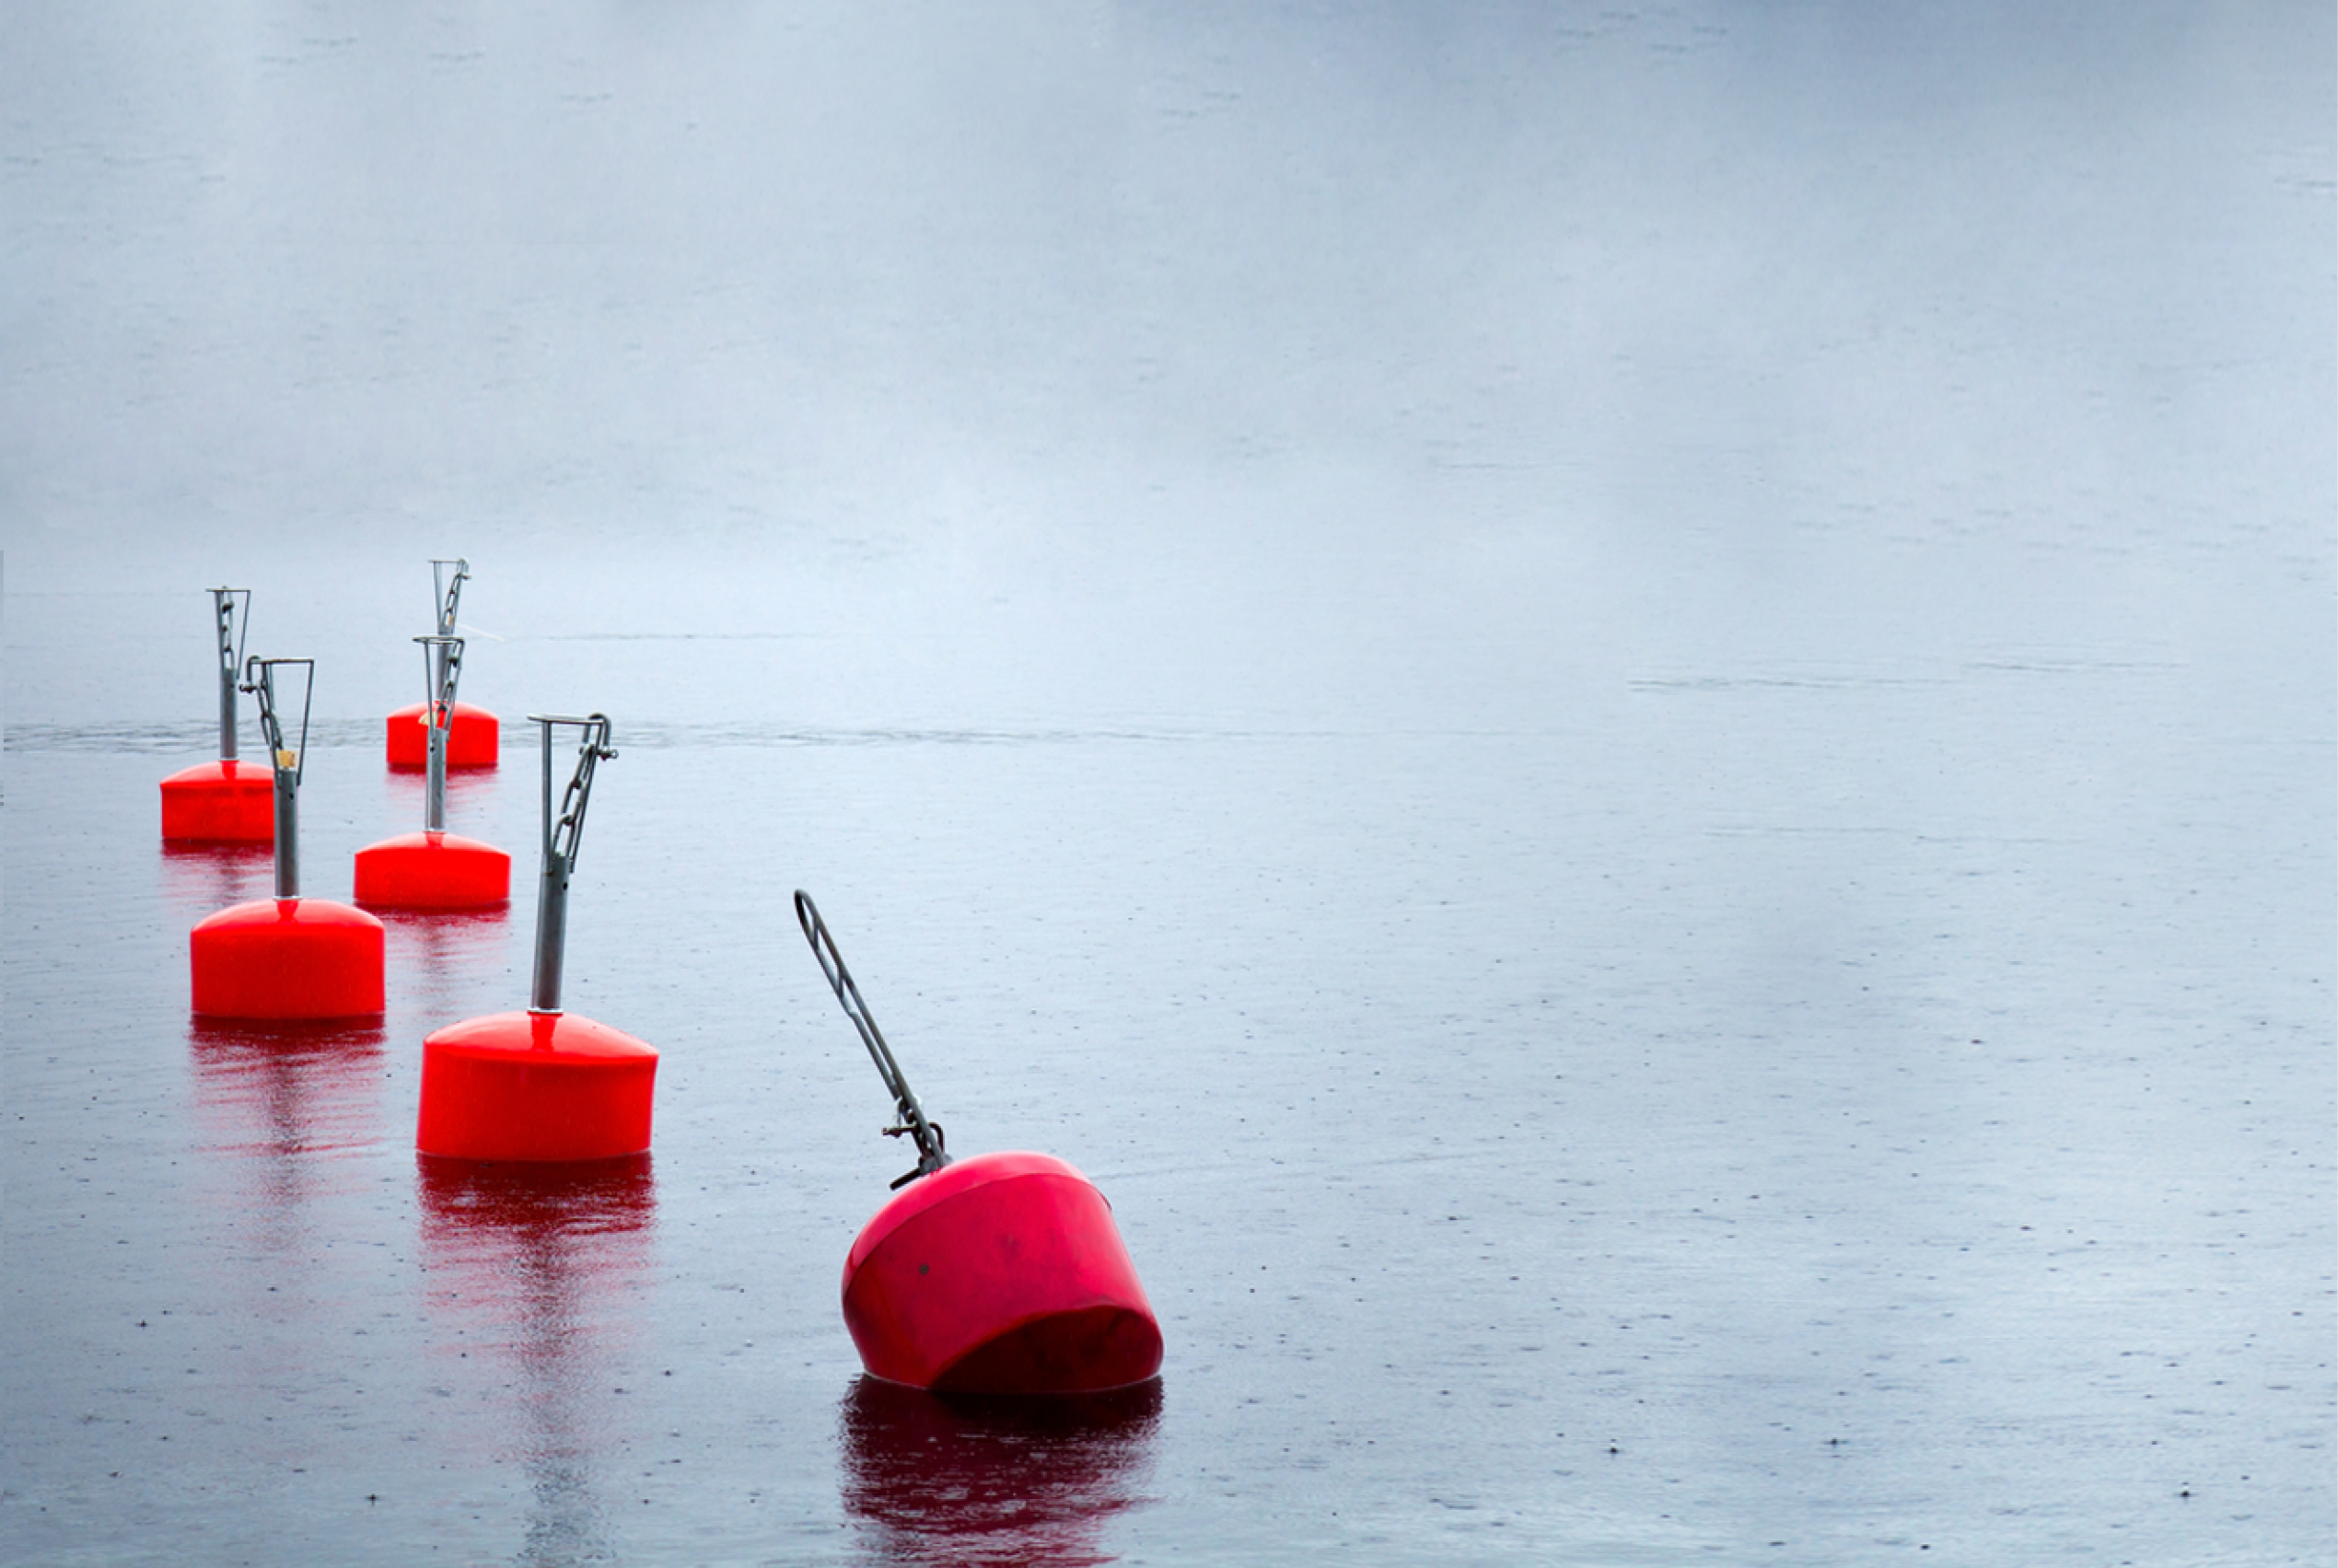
244,657,313,900
211,587,249,761
416,635,463,833
527,714,615,1015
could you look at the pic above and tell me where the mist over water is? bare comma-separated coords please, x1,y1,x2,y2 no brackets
6,4,2332,1564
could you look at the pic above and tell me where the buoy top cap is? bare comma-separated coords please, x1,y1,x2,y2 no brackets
844,1150,1094,1272
191,895,383,933
424,1009,657,1063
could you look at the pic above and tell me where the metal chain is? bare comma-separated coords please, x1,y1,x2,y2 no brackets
431,557,469,638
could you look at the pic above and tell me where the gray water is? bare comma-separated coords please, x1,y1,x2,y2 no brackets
4,5,2332,1564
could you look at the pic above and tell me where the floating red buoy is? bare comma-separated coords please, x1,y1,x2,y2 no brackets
796,892,1163,1396
387,560,497,770
192,897,386,1018
161,587,273,843
190,656,386,1020
386,701,498,770
416,714,656,1162
355,634,509,909
354,830,509,907
161,758,276,842
843,1150,1164,1394
416,1010,657,1160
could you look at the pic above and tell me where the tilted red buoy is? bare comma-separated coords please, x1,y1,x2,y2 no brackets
795,892,1163,1395
416,714,657,1162
842,1150,1164,1394
355,633,510,909
191,657,386,1019
161,587,274,842
387,560,498,770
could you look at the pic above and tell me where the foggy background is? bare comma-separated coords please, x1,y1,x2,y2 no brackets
6,4,2326,733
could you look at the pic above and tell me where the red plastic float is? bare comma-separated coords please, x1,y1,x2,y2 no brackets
355,634,509,909
190,656,386,1020
160,587,273,843
355,831,509,907
387,701,499,770
161,758,277,842
417,714,656,1163
843,1150,1163,1394
192,896,387,1018
796,892,1163,1396
416,1010,657,1160
387,560,497,770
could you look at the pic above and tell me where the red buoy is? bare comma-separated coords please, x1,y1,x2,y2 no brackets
161,758,276,842
843,1151,1163,1394
190,656,386,1020
355,635,509,909
386,701,499,770
387,560,497,770
415,714,657,1163
796,892,1163,1396
355,830,510,907
192,897,387,1018
161,587,273,843
416,1010,657,1160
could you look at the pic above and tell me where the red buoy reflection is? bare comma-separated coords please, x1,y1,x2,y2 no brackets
414,1154,658,1358
415,1155,657,1567
159,839,273,920
187,1016,390,1168
838,1376,1162,1568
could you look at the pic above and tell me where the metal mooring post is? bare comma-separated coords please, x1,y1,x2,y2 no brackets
210,587,250,761
243,656,313,900
415,634,464,832
527,714,616,1016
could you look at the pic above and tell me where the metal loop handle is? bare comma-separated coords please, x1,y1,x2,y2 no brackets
529,713,616,871
794,890,949,1187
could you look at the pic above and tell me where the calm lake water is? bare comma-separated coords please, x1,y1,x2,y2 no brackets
5,5,2332,1564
